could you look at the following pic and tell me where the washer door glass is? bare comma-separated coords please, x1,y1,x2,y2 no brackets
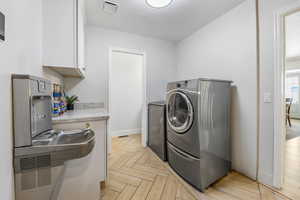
167,91,194,133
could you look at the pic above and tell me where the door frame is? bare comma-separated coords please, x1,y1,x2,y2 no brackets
107,47,148,153
273,2,300,188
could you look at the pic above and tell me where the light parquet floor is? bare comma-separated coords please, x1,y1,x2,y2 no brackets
273,136,300,200
101,134,290,200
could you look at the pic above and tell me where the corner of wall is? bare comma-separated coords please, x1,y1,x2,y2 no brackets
258,170,273,186
173,40,181,81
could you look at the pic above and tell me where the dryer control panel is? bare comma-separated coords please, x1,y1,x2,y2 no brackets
167,79,198,92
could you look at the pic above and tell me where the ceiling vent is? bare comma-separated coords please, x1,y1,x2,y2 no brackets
102,0,119,14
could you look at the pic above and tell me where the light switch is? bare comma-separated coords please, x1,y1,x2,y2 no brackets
264,93,272,103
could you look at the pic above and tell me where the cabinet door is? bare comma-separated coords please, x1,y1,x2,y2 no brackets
43,0,76,68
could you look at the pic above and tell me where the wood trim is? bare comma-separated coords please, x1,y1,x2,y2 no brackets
107,47,148,150
273,6,286,189
255,0,260,181
273,2,300,189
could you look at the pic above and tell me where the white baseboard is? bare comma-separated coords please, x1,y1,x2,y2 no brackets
111,128,141,137
231,165,257,181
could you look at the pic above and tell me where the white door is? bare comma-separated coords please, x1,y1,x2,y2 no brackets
110,51,144,137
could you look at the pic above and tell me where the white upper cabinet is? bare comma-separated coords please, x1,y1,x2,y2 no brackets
43,0,86,78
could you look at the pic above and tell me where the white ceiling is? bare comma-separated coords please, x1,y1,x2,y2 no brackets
85,0,245,42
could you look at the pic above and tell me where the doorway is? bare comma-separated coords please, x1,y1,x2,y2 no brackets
274,4,300,199
108,48,147,153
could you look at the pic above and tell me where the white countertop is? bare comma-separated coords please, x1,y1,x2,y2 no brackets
52,109,109,124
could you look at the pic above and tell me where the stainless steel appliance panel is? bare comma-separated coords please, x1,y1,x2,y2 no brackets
198,80,231,164
197,80,232,189
12,75,52,147
13,79,32,147
166,78,232,191
166,80,201,158
148,101,167,161
31,96,52,138
12,75,96,200
167,142,203,190
14,163,65,200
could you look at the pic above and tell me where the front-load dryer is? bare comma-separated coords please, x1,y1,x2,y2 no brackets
166,78,232,192
166,79,201,158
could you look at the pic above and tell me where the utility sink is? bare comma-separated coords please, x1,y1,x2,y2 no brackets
32,129,94,146
14,129,95,173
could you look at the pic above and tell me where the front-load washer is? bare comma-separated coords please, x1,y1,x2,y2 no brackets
166,78,232,192
166,79,201,158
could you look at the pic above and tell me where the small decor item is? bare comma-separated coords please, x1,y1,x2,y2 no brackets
65,95,79,111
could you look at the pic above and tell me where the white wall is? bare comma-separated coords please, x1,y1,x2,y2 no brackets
285,12,300,71
64,26,177,106
286,12,300,58
258,0,300,186
110,51,143,136
0,0,43,199
176,0,258,179
285,11,300,78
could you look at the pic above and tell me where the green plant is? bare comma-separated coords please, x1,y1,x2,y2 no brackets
65,95,79,105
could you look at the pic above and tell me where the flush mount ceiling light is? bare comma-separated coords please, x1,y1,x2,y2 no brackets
146,0,173,8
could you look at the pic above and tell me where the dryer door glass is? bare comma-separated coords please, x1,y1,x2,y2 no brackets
167,91,193,133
